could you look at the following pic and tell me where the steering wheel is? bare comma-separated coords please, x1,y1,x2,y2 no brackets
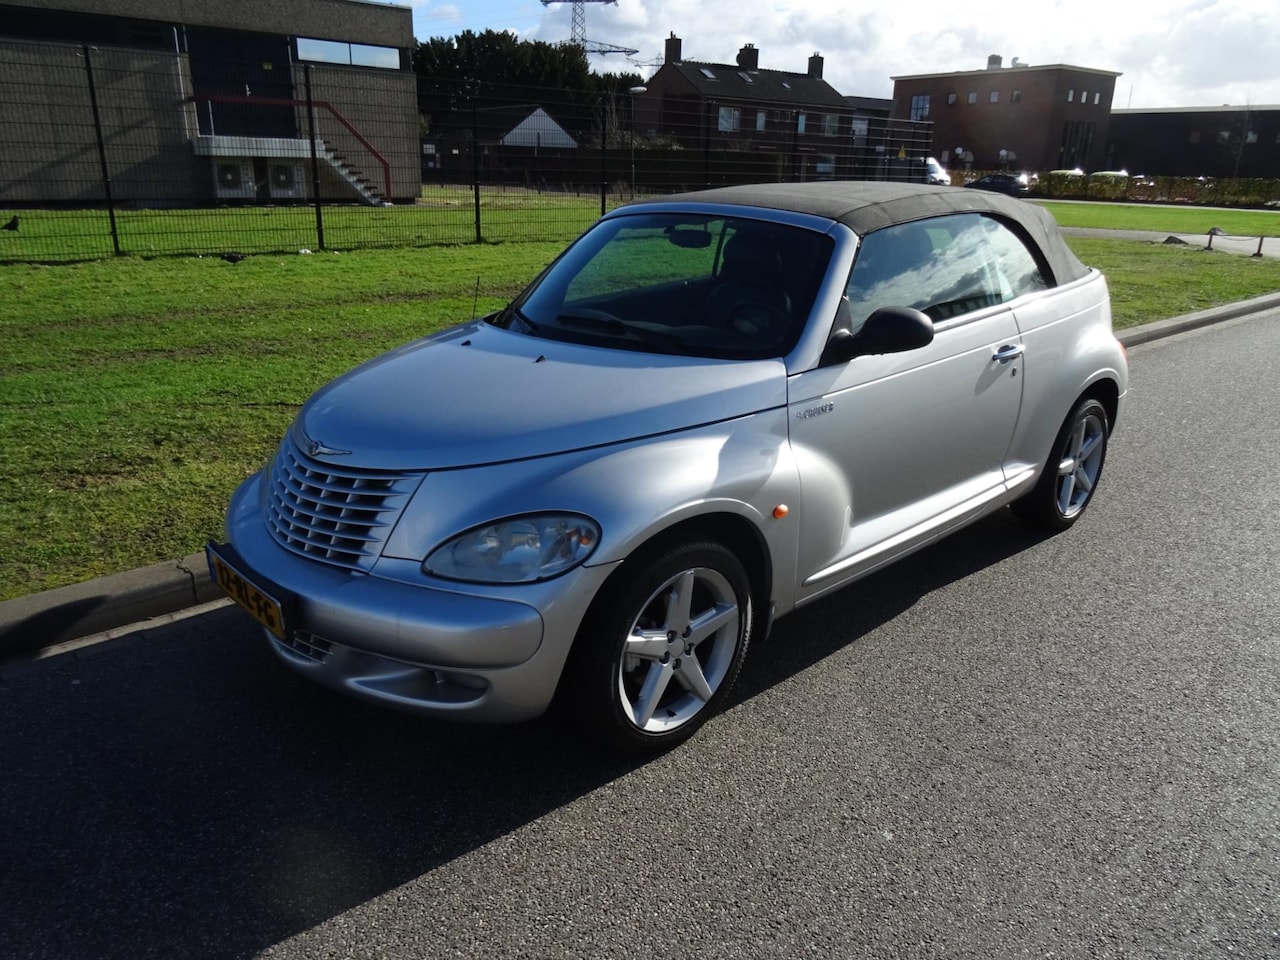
726,301,791,339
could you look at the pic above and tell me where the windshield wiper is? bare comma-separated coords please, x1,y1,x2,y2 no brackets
555,312,684,352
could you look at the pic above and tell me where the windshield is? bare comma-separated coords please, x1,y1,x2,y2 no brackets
496,212,833,360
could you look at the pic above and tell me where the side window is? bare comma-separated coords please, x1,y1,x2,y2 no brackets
981,218,1049,299
844,214,1047,334
844,221,941,335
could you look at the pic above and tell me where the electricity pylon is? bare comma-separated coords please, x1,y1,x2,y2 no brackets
539,0,639,56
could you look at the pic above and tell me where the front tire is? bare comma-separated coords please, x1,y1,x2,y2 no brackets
1012,396,1110,530
562,540,753,753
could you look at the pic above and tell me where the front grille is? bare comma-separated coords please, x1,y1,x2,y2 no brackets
266,434,421,571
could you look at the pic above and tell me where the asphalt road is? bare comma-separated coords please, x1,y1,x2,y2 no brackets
2,311,1277,960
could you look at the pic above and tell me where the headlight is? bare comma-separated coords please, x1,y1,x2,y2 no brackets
423,513,600,583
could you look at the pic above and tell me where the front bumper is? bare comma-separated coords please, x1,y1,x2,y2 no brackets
221,474,617,722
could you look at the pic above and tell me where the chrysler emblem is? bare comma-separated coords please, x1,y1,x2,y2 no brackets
301,432,351,457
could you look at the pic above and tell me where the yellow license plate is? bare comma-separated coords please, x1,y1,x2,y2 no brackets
206,544,287,639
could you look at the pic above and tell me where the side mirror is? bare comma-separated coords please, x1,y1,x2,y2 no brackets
825,306,934,363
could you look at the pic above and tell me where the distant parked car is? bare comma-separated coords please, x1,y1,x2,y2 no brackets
925,157,950,185
209,182,1127,753
965,173,1030,196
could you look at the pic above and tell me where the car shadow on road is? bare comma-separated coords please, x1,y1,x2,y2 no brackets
0,510,1053,960
732,508,1055,703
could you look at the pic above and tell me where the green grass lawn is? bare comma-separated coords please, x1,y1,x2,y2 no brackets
2,220,1279,601
0,187,615,262
1039,200,1280,237
1065,237,1280,322
0,243,563,600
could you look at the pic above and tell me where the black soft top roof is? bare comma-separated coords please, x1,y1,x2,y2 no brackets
632,182,1089,285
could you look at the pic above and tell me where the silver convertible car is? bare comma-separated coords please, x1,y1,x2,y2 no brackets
208,182,1128,752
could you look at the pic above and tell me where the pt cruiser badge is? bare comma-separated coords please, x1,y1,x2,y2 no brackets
797,402,835,420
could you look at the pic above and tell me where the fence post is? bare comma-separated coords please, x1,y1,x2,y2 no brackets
303,65,326,251
703,102,712,187
599,96,607,216
790,111,799,183
465,79,481,244
82,45,121,256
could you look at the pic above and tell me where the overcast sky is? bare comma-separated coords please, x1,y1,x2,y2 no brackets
398,0,1279,109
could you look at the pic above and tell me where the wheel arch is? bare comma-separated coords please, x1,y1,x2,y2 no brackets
1081,375,1121,433
585,510,774,641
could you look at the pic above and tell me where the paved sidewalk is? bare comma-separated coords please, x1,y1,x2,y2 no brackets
4,289,1280,666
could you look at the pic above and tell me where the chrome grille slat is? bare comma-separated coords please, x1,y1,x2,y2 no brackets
267,494,387,541
279,471,398,496
265,435,422,571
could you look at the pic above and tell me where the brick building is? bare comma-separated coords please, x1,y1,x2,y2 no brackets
891,55,1121,173
636,34,931,182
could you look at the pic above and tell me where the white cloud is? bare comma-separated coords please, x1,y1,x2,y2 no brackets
428,0,1280,108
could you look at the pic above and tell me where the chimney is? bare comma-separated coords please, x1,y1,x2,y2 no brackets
665,32,682,64
736,43,759,70
987,54,1003,70
807,51,824,79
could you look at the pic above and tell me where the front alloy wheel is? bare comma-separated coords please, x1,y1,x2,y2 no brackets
564,540,753,752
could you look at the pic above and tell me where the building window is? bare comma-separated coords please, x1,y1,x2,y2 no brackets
1093,92,1101,105
700,67,717,80
967,91,977,104
947,92,957,105
756,110,767,132
1217,129,1230,144
1246,130,1258,144
1190,131,1201,144
823,114,839,136
989,90,999,103
1011,89,1022,103
717,107,741,132
797,113,807,135
909,94,931,121
815,154,836,177
297,37,402,69
1067,89,1074,102
851,117,869,139
1081,89,1089,104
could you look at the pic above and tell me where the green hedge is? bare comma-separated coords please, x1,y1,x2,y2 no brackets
1028,172,1280,207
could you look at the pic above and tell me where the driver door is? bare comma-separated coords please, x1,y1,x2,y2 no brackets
787,215,1026,603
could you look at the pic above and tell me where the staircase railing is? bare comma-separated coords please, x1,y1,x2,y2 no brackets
187,93,392,199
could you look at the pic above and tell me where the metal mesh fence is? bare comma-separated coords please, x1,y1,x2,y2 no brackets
0,38,936,263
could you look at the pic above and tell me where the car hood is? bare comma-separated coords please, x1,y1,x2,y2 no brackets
294,321,788,470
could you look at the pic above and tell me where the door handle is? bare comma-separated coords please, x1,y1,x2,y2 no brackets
992,344,1024,363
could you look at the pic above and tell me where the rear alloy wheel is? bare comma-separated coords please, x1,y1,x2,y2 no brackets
1013,397,1110,530
565,541,753,753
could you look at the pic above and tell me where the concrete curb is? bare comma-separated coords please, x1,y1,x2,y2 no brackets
0,552,223,663
2,293,1278,664
1116,290,1280,348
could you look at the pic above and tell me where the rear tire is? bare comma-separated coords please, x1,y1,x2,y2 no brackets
1012,397,1110,530
561,540,753,754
